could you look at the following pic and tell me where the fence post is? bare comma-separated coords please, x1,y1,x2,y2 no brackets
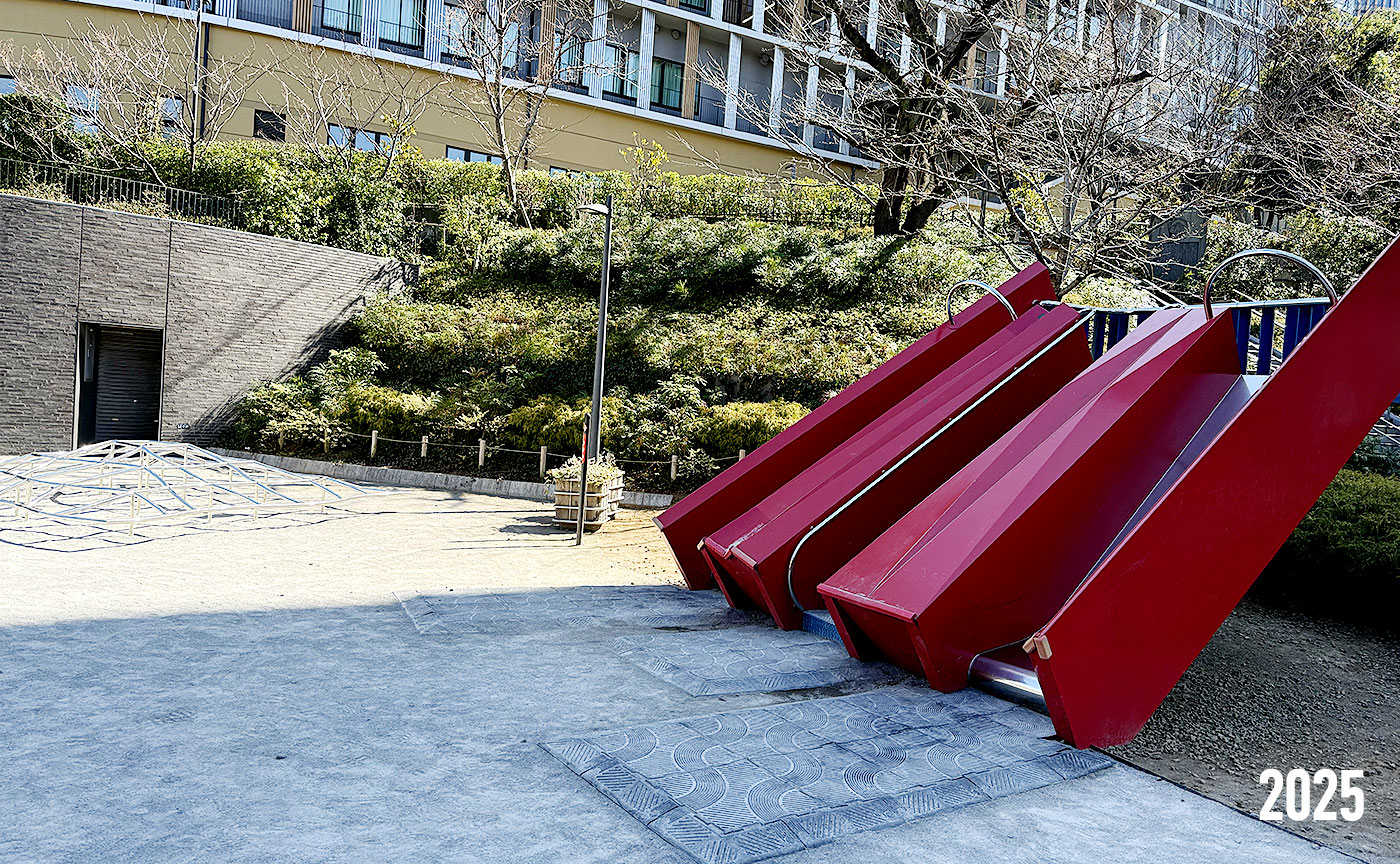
539,446,548,477
478,439,487,468
420,435,429,458
671,454,678,480
370,430,378,458
739,449,747,460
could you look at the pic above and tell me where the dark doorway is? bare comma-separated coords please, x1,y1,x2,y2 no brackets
77,324,163,445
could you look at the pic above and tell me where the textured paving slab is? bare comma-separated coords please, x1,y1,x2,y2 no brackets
396,584,756,638
544,686,1111,863
615,628,905,696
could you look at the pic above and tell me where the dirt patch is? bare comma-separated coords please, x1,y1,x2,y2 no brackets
1111,599,1400,863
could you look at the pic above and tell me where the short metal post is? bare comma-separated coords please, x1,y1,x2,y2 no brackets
478,439,486,468
370,430,378,458
670,454,678,480
540,446,548,476
739,448,747,460
576,412,590,546
421,435,429,458
323,431,330,454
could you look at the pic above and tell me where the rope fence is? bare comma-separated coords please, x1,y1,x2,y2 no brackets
280,428,748,482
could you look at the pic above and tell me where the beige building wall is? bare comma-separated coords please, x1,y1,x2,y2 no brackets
0,0,868,179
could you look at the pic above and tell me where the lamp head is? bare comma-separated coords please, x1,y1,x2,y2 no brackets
576,203,610,217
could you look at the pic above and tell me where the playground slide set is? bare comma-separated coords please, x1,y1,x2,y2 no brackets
655,242,1400,748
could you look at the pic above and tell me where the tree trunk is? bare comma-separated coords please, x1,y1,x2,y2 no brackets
901,198,941,234
873,165,909,236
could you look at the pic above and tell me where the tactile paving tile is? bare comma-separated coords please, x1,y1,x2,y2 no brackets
614,628,905,696
544,686,1113,863
393,585,756,637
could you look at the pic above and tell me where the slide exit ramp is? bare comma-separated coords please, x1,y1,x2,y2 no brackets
654,265,1058,590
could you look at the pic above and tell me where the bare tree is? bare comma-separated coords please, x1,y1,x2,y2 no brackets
1222,0,1400,233
268,39,448,180
716,0,1264,254
942,2,1262,293
0,2,267,184
437,0,605,225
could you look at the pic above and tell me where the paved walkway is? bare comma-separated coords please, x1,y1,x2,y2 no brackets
0,490,1358,862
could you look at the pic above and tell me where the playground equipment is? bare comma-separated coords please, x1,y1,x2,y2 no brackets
653,264,1060,590
655,244,1400,748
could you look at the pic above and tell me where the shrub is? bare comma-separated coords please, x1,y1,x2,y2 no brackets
696,401,809,454
1257,469,1400,620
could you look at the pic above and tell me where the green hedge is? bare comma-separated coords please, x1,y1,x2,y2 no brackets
1256,468,1400,621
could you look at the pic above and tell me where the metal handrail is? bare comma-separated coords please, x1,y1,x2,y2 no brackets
784,308,1094,612
945,279,1016,327
1204,249,1337,320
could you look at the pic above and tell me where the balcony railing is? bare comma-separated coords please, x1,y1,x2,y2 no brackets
695,95,724,127
235,0,293,28
679,0,709,13
314,0,363,41
723,0,754,27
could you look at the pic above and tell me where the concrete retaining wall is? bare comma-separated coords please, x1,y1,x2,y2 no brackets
0,194,402,453
211,448,675,509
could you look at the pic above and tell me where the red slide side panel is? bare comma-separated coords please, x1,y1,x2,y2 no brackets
1032,241,1400,748
653,265,1057,589
822,309,1242,689
703,305,1090,630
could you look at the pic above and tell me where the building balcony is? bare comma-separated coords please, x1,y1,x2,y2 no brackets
235,0,293,29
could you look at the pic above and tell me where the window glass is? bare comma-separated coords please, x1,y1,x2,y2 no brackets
380,0,425,47
67,85,99,133
253,109,286,141
322,0,363,33
651,57,684,111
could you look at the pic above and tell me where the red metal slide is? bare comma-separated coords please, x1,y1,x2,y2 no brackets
816,242,1400,748
701,302,1090,629
818,305,1243,687
1028,241,1400,747
654,265,1058,590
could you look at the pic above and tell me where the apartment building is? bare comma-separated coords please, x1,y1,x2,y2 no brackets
0,0,1272,177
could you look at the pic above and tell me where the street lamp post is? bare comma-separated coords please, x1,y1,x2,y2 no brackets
575,195,613,546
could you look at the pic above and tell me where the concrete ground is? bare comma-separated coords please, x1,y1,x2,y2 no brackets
0,489,1365,863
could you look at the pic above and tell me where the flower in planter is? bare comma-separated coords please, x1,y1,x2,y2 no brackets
547,453,624,486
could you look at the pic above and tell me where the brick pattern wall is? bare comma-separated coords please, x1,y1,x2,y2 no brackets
0,194,398,453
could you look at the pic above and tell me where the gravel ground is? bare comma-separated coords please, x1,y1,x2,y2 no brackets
1112,598,1400,863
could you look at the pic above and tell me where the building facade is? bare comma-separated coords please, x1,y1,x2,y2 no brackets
2,0,1273,178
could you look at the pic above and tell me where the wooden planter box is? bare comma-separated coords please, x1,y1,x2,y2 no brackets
552,473,625,530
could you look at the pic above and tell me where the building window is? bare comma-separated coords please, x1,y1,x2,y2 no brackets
651,57,684,112
379,0,425,48
160,96,184,136
254,109,286,141
328,123,391,152
603,44,638,99
968,43,998,95
67,85,99,134
321,0,363,34
0,75,16,96
549,166,584,178
554,33,587,90
446,145,503,165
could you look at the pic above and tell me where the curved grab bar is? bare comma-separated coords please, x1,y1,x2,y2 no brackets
945,279,1017,328
1203,249,1337,320
785,309,1094,613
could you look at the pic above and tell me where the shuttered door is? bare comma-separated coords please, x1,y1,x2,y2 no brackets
93,326,163,442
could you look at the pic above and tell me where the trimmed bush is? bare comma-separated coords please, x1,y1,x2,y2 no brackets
1257,469,1400,620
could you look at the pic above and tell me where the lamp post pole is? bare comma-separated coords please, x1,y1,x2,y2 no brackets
575,194,613,546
